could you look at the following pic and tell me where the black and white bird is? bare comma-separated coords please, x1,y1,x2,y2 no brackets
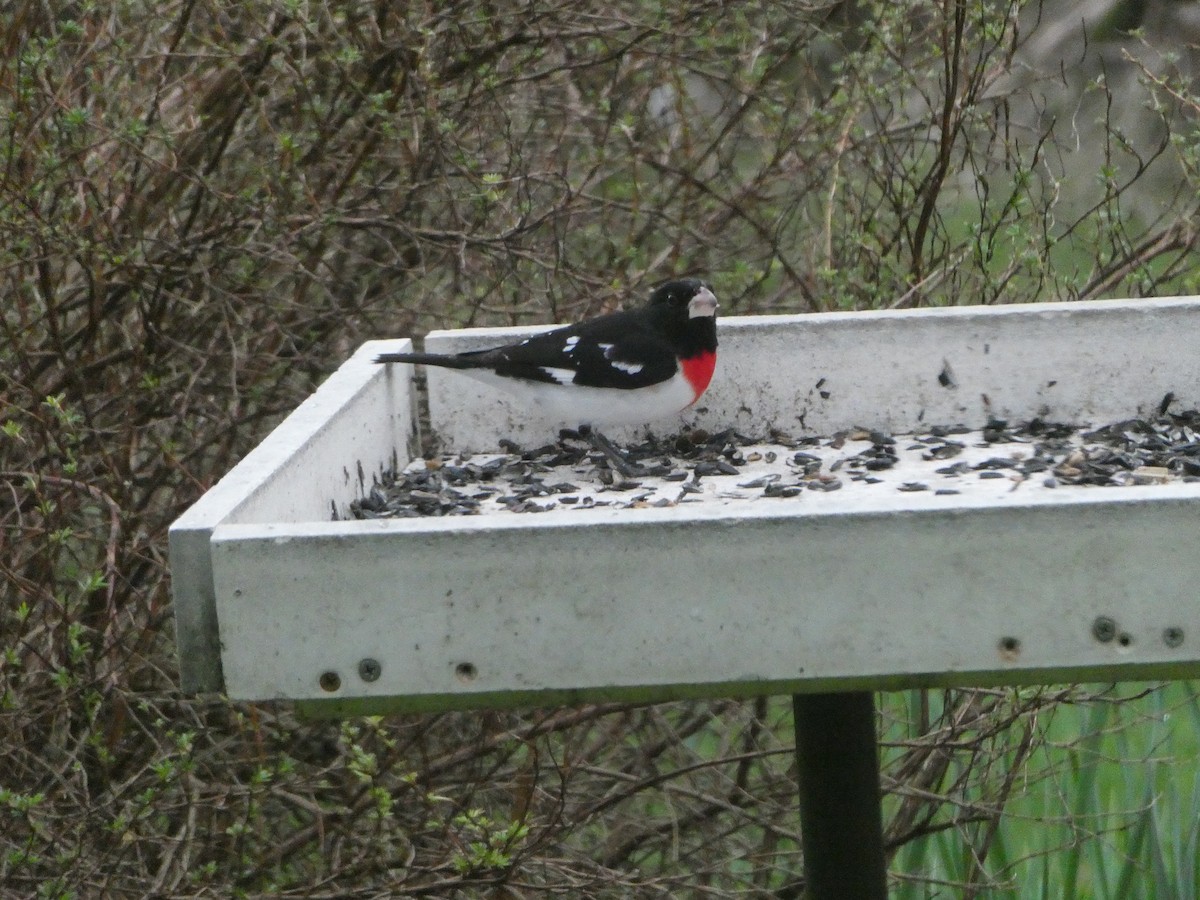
376,278,719,475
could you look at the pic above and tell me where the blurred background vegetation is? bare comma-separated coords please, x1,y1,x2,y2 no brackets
2,0,1199,896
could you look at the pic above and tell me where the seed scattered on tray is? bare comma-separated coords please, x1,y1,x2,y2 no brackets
344,408,1200,519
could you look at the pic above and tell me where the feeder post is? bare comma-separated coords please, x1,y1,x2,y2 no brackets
792,691,888,899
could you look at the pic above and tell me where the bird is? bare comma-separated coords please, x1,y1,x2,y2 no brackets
375,278,719,476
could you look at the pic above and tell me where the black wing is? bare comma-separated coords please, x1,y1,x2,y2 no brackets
486,309,678,390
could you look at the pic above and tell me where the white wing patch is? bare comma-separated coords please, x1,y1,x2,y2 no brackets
538,366,577,384
598,343,642,374
563,336,580,353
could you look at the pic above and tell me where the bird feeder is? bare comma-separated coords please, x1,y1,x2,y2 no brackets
170,295,1200,898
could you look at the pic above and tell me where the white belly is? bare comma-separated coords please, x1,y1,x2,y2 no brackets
459,368,697,427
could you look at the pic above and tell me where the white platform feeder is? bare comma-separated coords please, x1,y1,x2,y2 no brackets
171,296,1200,898
170,297,1200,712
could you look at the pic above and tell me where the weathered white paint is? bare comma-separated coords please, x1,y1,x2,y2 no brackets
170,298,1200,705
168,339,417,691
421,296,1200,451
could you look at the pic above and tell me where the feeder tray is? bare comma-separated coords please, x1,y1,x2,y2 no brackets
169,297,1200,715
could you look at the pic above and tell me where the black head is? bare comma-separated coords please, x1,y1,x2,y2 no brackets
646,278,719,320
644,278,718,355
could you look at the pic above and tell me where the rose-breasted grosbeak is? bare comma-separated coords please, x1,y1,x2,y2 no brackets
376,278,719,475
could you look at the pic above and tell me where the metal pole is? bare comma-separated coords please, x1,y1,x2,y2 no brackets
793,691,888,899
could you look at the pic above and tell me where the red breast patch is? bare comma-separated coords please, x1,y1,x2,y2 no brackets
680,351,717,404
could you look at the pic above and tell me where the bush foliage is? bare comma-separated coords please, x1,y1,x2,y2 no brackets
3,1,1199,896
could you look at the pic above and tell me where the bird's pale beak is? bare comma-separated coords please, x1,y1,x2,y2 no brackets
689,287,719,318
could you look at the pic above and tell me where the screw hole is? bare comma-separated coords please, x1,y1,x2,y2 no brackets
1164,627,1185,648
455,662,478,683
998,636,1021,659
1117,632,1133,648
318,670,341,692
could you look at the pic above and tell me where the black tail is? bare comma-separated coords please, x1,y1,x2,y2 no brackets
374,350,491,369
